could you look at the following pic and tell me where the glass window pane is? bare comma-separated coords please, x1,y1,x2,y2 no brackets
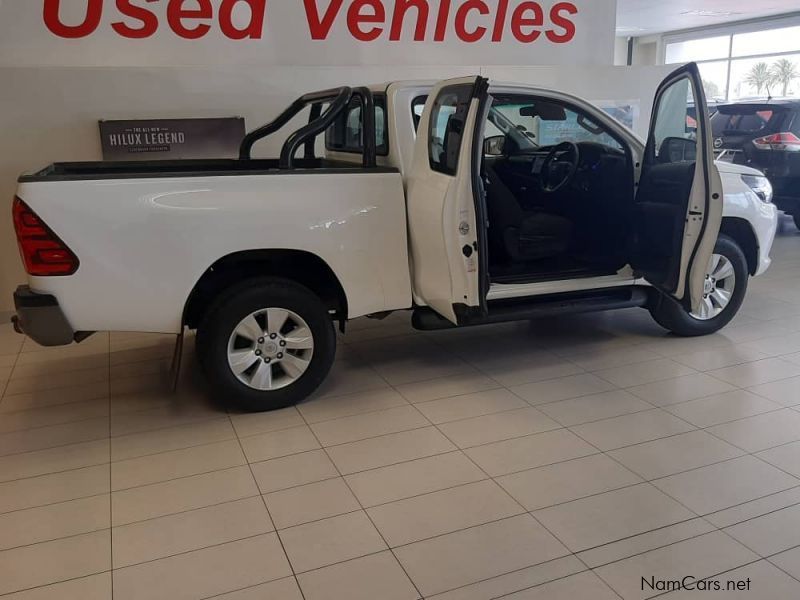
697,60,729,101
665,36,730,64
732,25,800,58
729,54,800,100
653,77,697,164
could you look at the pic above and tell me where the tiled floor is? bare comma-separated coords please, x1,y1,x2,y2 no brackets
2,230,800,599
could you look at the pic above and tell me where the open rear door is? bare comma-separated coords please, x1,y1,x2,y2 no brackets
406,76,490,324
631,63,723,312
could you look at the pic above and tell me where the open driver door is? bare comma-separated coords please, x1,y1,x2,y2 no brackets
406,77,491,324
631,63,724,313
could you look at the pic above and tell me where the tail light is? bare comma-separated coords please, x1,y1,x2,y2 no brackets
752,132,800,151
12,197,79,276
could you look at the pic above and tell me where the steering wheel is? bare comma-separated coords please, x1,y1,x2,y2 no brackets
540,141,581,194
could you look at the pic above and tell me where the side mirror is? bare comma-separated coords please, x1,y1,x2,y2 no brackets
484,135,506,156
658,136,697,163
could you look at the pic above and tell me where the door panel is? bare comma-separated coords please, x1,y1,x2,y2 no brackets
406,77,489,324
631,63,723,311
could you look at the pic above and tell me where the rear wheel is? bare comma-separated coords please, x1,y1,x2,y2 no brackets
649,235,748,337
197,278,336,412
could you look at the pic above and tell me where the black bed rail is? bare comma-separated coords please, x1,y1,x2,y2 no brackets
239,86,377,170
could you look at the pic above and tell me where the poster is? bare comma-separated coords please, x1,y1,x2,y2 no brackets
99,117,245,161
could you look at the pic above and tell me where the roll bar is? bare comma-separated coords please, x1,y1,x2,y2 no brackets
238,86,377,169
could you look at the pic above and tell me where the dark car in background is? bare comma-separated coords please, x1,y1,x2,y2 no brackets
711,99,800,228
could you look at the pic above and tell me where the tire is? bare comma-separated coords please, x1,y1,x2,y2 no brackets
649,235,748,337
197,277,336,412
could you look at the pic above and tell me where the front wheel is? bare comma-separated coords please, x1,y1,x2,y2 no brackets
649,235,748,337
197,278,336,412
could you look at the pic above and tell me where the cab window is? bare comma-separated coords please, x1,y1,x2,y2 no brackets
325,94,388,155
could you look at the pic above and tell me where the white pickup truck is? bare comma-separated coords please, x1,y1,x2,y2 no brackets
12,64,778,411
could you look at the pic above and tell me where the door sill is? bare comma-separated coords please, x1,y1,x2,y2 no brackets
488,271,635,302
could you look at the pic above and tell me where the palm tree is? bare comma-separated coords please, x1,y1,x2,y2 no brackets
771,59,799,97
745,62,775,95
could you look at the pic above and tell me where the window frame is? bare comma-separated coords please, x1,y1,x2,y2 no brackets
325,92,390,157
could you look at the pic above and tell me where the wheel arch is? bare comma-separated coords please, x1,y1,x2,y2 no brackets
184,249,349,329
720,217,759,276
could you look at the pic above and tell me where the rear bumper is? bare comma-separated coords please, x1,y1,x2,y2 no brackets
12,285,76,347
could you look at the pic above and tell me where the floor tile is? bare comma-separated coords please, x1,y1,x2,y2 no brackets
279,511,386,573
0,417,109,457
0,464,109,514
609,430,744,480
748,376,800,406
465,429,597,477
726,503,800,557
112,533,291,600
395,372,500,404
239,425,320,463
265,477,360,529
708,409,800,452
478,355,584,388
367,480,522,547
345,452,485,507
415,388,528,424
0,494,108,552
497,454,642,511
312,362,389,400
673,346,770,372
113,496,273,568
533,483,696,552
665,560,800,599
705,486,800,529
537,389,652,426
577,517,715,569
627,373,737,407
708,357,800,387
594,358,696,388
664,389,782,428
326,427,455,475
251,449,339,494
770,546,800,580
0,573,111,600
596,531,758,600
438,407,560,448
0,530,110,595
758,440,800,478
229,407,304,438
567,346,663,371
110,418,234,462
109,404,219,437
297,551,419,600
0,382,109,413
299,388,409,423
569,408,695,451
512,373,619,408
3,368,108,396
652,455,799,515
0,399,109,434
310,405,429,447
111,465,258,526
394,514,569,597
425,555,586,600
0,439,109,483
210,577,303,599
111,439,245,490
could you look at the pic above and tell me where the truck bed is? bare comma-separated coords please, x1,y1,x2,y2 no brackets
19,158,394,182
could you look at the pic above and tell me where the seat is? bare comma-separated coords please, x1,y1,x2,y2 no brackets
484,163,572,263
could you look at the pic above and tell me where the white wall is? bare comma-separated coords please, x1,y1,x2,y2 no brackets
0,63,674,313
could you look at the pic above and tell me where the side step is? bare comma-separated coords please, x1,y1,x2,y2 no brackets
412,288,650,331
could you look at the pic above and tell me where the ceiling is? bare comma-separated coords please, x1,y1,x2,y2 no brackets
617,0,800,36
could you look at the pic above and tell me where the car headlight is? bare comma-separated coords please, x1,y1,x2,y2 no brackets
741,174,773,203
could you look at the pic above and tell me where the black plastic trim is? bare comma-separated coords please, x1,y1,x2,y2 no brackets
13,285,76,347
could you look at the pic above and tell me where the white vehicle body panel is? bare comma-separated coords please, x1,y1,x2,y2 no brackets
17,172,411,333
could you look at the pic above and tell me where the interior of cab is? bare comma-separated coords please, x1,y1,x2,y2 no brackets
478,95,636,284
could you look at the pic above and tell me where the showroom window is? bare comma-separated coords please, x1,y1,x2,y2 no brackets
663,18,800,102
